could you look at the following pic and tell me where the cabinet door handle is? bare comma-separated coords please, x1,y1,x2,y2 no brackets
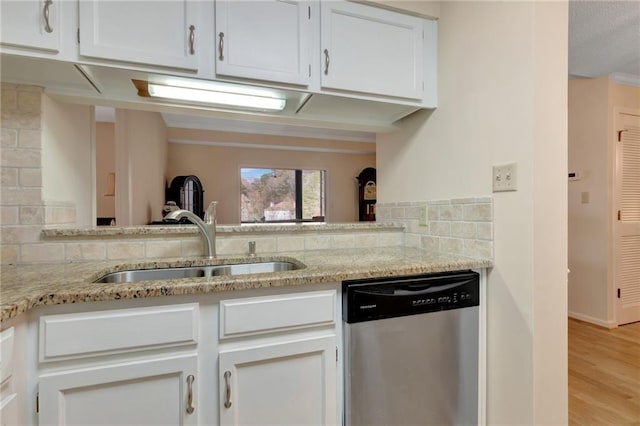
323,49,330,75
43,0,53,33
188,25,195,55
223,370,232,408
186,374,195,414
218,32,225,61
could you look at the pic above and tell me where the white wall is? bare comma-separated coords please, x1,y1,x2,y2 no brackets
41,95,94,226
115,110,168,226
377,2,568,424
567,77,610,325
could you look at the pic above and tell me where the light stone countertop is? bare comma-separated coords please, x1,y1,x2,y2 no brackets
0,247,492,321
41,222,405,238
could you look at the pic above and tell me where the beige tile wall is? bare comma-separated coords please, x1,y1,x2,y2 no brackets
2,84,43,263
376,197,494,259
34,229,404,264
1,84,77,264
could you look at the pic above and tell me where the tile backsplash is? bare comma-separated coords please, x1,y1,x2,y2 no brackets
376,198,494,259
29,227,404,264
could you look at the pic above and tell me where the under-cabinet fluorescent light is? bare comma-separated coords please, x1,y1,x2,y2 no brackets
142,81,286,111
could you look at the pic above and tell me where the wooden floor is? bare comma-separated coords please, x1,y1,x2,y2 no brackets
569,318,640,425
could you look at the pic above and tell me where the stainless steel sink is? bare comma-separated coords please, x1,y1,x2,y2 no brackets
94,261,300,283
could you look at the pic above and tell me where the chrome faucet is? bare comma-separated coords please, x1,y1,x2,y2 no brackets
164,201,217,259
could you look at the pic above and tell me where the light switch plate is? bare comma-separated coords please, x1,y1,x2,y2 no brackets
492,163,518,192
581,191,590,204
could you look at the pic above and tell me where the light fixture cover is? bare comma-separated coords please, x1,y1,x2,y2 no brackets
140,81,286,111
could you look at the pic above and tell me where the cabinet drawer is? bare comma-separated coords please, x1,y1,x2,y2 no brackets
220,290,336,339
39,304,199,362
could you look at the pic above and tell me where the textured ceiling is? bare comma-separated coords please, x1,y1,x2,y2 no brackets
569,0,640,80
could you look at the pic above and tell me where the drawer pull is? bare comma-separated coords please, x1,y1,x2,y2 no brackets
223,370,232,408
43,0,53,33
323,49,330,75
186,374,195,414
218,32,225,61
188,25,195,55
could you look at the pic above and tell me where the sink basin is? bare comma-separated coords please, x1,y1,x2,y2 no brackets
94,261,300,283
94,267,206,283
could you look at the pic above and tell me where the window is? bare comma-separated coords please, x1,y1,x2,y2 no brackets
241,168,326,223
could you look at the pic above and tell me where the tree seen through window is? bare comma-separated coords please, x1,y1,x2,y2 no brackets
241,168,325,223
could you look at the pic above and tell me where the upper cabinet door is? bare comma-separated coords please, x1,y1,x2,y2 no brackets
1,0,60,52
320,1,424,100
215,0,311,86
79,0,199,71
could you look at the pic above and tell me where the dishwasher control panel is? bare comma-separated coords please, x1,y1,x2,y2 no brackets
412,290,474,306
343,270,479,323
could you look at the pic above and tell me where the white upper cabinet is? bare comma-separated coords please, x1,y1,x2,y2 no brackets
1,0,60,52
78,0,200,71
320,1,424,100
215,0,312,86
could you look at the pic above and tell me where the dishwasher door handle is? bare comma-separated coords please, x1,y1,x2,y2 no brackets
396,279,475,295
355,279,475,297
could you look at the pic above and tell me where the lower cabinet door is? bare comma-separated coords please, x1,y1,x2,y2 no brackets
0,393,18,426
38,354,198,426
219,335,337,426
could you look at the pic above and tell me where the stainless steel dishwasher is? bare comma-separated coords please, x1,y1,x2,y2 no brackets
343,270,479,426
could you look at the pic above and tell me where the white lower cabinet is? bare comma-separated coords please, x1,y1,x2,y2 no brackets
1,326,19,426
0,392,18,426
35,303,200,426
219,335,336,426
218,289,339,426
23,288,341,426
38,354,198,426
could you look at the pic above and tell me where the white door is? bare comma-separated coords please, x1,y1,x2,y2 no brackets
215,0,311,86
615,110,640,325
78,0,199,70
320,1,423,100
38,354,198,426
219,335,337,426
0,0,60,51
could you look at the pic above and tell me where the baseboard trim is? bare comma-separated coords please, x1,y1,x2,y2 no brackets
568,311,616,329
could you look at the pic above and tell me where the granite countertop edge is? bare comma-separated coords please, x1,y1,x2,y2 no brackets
0,247,493,322
41,222,405,238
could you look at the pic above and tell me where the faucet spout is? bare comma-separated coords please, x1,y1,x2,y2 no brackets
164,201,217,259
